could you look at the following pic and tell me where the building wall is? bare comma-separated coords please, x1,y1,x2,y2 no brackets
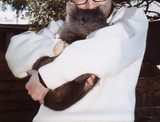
0,24,40,122
143,21,160,65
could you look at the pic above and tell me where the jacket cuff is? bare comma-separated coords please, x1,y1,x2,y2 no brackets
38,73,47,88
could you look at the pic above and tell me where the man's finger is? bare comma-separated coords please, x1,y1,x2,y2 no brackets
91,75,96,80
25,82,29,89
27,70,34,75
33,98,38,101
25,77,33,89
27,70,38,75
88,78,93,86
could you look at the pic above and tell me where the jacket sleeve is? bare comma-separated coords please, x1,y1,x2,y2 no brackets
38,8,148,89
5,20,64,78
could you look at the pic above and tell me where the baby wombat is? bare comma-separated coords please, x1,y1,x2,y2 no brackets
58,2,108,44
33,2,108,111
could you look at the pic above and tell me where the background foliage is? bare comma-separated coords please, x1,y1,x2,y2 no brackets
1,0,160,31
26,0,70,31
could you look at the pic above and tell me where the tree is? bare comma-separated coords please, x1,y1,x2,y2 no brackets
26,0,70,31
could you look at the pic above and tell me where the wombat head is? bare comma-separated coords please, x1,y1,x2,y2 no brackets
65,2,108,38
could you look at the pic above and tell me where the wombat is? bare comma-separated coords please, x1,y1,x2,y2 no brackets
33,2,108,111
58,2,108,44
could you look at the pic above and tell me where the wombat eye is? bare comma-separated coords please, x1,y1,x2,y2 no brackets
80,18,86,24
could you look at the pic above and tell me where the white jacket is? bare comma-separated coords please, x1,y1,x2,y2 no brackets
5,20,64,78
35,7,148,122
6,6,148,122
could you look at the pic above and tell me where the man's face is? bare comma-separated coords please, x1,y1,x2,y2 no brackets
73,0,112,17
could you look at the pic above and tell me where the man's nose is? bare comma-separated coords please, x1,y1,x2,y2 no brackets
86,0,98,9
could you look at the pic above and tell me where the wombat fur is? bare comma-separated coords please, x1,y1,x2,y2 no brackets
33,2,107,111
58,2,108,44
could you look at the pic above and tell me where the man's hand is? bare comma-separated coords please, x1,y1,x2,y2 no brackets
25,70,49,104
26,70,98,110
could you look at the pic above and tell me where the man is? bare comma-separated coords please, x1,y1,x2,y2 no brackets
6,0,148,121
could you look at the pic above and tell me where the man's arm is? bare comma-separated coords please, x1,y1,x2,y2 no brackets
26,70,98,110
43,74,98,111
31,54,99,111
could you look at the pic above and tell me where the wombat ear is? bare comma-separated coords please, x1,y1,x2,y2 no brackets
66,2,77,15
